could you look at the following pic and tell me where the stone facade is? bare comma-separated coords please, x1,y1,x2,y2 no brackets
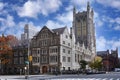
12,45,28,74
31,25,93,74
31,26,60,74
73,2,96,60
30,2,96,74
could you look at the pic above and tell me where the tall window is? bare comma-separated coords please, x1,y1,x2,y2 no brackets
62,56,66,62
20,57,24,64
14,58,18,64
50,56,57,62
33,57,38,63
63,49,65,53
68,57,71,62
68,50,70,54
41,49,47,54
19,52,23,56
63,41,65,44
75,54,77,62
68,43,70,46
41,56,47,63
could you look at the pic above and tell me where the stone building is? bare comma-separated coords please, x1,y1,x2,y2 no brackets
31,26,60,74
31,26,92,74
30,2,95,74
73,2,96,59
12,45,28,74
11,2,96,74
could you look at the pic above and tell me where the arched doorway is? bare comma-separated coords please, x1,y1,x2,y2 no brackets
42,66,47,74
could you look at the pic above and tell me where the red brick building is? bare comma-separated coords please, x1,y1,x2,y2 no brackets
97,48,119,71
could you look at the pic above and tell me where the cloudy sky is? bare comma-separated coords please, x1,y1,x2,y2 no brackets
0,0,120,56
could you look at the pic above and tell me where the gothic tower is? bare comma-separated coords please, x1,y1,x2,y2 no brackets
72,2,96,59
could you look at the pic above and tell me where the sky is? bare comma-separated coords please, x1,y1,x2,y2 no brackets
0,0,120,56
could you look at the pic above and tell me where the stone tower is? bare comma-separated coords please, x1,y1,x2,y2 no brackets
72,2,96,59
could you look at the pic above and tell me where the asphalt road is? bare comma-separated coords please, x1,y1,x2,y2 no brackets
28,72,120,80
0,72,120,80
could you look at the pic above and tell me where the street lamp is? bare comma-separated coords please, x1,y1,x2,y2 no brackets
24,66,27,79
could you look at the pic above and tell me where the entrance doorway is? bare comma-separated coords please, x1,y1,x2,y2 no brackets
42,66,47,74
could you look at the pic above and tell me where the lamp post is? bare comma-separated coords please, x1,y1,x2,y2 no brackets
24,66,27,79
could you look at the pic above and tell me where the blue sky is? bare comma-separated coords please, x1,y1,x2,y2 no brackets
0,0,120,56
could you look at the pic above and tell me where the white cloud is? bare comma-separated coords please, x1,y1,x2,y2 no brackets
115,17,120,24
0,2,4,10
114,26,120,30
96,0,120,10
0,14,15,32
96,36,107,51
55,11,73,27
45,20,64,29
6,15,15,27
94,11,103,27
0,2,8,15
17,0,62,18
71,0,94,11
96,36,120,51
101,16,120,30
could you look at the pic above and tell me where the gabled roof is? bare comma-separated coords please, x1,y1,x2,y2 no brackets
52,27,66,34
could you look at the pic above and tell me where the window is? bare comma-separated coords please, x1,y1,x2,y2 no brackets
38,50,39,54
41,49,47,54
75,54,77,62
78,54,79,62
50,48,58,53
14,52,18,56
41,56,47,63
63,49,65,53
63,41,65,44
50,56,57,62
68,57,71,62
68,50,70,54
14,58,18,64
20,57,24,64
19,52,23,56
68,67,70,70
68,43,70,46
33,57,37,63
62,56,66,62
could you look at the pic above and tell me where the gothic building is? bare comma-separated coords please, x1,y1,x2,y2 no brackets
31,25,92,74
30,2,96,74
10,2,96,74
73,2,96,59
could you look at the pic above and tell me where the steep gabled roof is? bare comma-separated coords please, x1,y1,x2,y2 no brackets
52,27,66,34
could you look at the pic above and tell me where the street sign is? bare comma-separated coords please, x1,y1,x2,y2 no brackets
25,61,29,64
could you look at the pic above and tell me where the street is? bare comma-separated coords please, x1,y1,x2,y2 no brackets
0,72,120,80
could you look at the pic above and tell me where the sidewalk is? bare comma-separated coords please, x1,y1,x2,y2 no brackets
0,74,53,79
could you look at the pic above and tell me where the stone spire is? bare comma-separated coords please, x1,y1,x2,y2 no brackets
87,1,90,12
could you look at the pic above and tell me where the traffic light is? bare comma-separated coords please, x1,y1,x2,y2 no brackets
29,56,32,61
